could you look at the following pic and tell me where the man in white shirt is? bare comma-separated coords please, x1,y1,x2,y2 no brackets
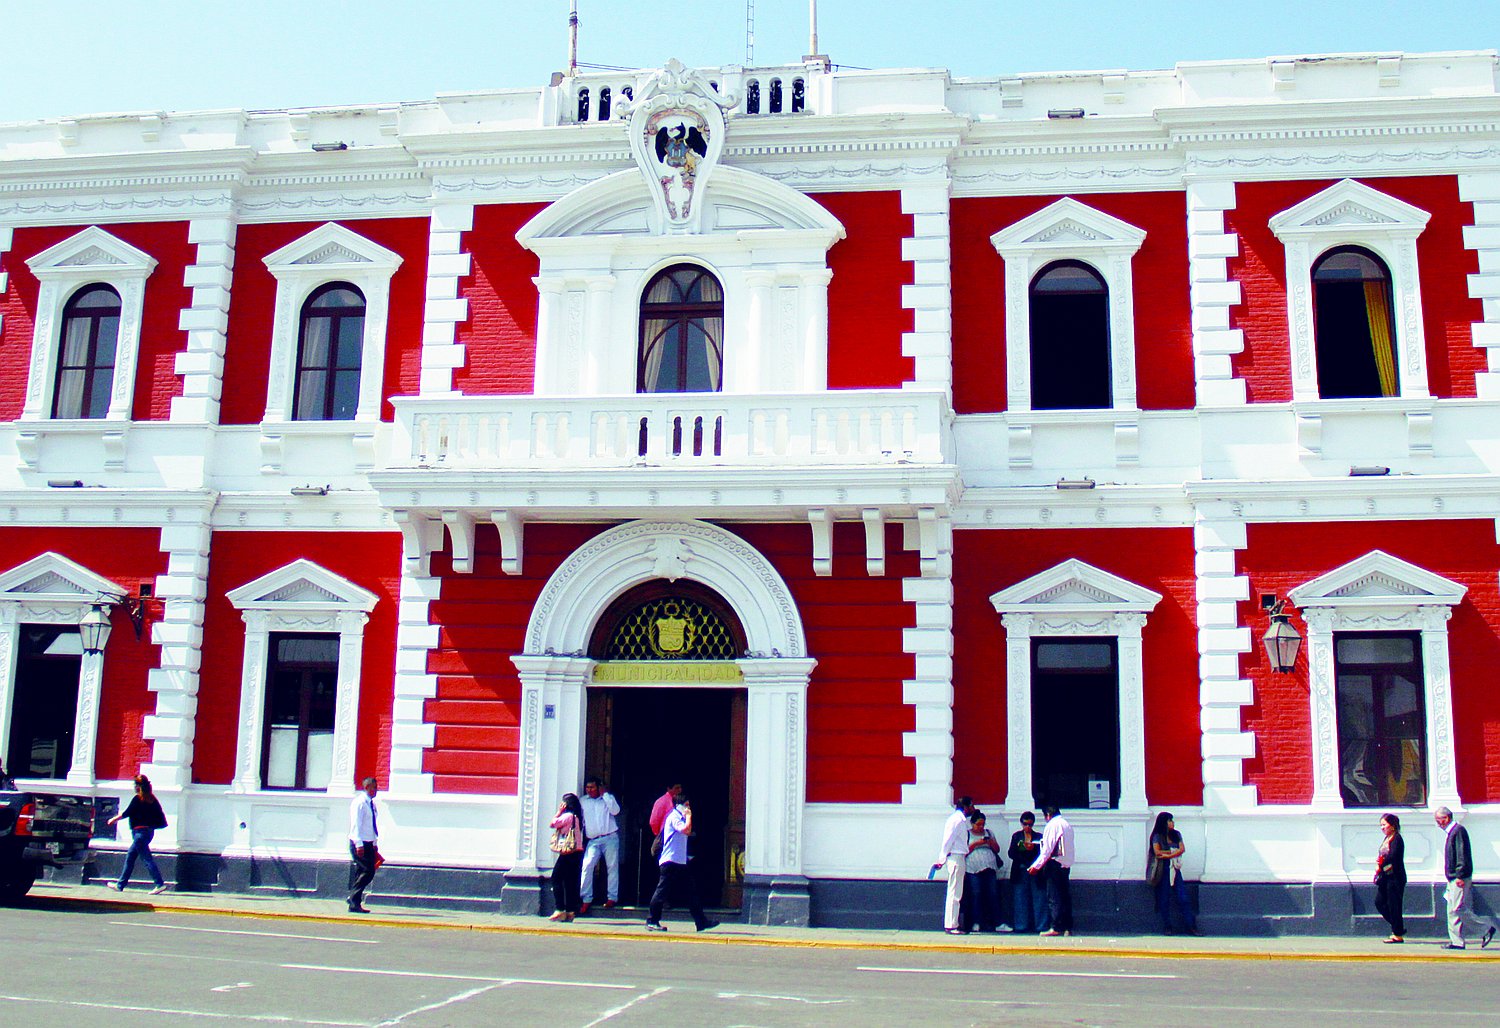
931,795,974,934
1028,805,1074,936
578,776,622,915
347,776,380,913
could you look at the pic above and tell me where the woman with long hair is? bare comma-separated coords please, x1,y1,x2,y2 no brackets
1149,811,1200,935
1374,812,1406,943
548,792,586,922
106,774,168,895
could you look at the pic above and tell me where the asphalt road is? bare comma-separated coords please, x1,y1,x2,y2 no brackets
2,905,1497,1026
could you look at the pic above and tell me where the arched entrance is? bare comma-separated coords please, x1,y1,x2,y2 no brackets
585,581,747,909
506,520,816,925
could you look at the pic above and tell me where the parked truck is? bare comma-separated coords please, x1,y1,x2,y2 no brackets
0,767,95,901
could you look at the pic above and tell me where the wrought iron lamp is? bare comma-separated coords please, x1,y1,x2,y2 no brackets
79,602,113,655
1262,597,1302,673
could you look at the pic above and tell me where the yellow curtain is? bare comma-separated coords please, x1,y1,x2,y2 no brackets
1364,280,1398,397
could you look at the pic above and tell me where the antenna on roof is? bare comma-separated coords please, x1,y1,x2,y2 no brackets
804,0,829,70
568,0,579,77
746,0,755,66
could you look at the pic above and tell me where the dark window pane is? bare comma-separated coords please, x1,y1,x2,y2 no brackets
263,632,341,791
295,370,328,420
334,315,364,367
1029,261,1111,410
1031,638,1119,809
86,369,113,418
638,264,725,394
1335,631,1425,807
330,370,360,420
1313,246,1396,399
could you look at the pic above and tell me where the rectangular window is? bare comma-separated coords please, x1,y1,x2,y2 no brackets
261,633,339,790
1335,632,1426,807
1031,638,1119,810
6,626,83,779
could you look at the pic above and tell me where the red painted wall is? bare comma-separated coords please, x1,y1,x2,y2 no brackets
809,191,915,389
951,192,1195,414
951,527,1201,807
1228,176,1483,402
0,528,164,780
1239,520,1500,805
218,219,428,424
423,521,918,801
451,203,546,395
0,222,193,421
194,532,401,787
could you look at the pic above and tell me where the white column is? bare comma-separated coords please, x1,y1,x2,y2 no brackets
1001,612,1034,811
1419,606,1463,812
0,607,17,757
231,611,271,793
1304,608,1343,811
1194,516,1258,811
329,610,370,797
388,557,440,795
1115,612,1149,813
902,573,954,808
1459,171,1500,398
510,655,592,872
142,521,212,790
532,278,566,394
900,181,953,393
800,269,832,391
744,270,775,391
1186,180,1246,406
419,203,474,396
171,218,236,422
65,647,105,788
739,657,815,877
583,276,616,394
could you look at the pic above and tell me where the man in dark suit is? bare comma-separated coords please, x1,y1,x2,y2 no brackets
1435,806,1498,950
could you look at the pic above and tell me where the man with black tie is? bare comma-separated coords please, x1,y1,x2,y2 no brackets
347,776,381,913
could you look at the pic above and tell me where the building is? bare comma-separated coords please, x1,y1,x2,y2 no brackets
1,50,1498,932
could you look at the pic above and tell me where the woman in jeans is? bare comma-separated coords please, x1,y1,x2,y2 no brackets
1149,811,1201,935
106,774,168,895
962,810,1004,932
1007,811,1048,933
548,792,586,922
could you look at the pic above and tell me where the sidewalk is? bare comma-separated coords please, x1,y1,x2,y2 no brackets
30,880,1498,963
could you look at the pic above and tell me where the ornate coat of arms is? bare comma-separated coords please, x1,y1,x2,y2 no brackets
650,613,696,657
623,59,734,235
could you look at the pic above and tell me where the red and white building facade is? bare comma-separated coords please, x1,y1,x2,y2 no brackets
2,50,1500,930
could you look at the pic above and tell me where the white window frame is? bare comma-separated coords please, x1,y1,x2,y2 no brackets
22,227,158,424
991,558,1161,813
1288,549,1464,812
261,223,401,425
990,198,1147,416
0,551,129,787
1269,179,1431,402
226,559,378,796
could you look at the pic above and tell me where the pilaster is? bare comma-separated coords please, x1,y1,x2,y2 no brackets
1459,171,1500,398
388,558,440,795
142,521,213,789
901,569,954,807
900,181,953,395
1187,180,1247,406
419,202,474,396
1193,516,1257,811
170,217,236,422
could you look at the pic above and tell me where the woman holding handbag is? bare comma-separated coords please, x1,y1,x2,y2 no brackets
105,773,169,895
1373,813,1406,944
548,793,586,922
1149,811,1200,935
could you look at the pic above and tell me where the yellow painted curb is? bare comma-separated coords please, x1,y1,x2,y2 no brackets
32,891,1496,964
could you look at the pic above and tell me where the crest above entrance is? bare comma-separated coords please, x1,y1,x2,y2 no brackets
623,59,735,235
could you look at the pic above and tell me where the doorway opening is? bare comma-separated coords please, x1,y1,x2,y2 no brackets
585,686,747,909
1030,637,1120,810
6,626,83,780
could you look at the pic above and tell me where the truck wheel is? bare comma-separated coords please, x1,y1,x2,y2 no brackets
0,871,37,903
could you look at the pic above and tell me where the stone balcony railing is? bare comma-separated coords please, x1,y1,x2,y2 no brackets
387,389,954,471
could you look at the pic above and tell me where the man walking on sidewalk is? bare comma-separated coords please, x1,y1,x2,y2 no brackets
578,776,621,915
646,791,717,933
348,776,381,914
931,795,974,934
1029,805,1075,937
1435,806,1498,950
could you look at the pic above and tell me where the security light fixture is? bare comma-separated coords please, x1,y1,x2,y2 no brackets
311,141,348,152
79,602,113,655
1349,466,1391,477
1055,477,1096,490
1047,108,1086,119
290,485,330,496
1262,597,1303,674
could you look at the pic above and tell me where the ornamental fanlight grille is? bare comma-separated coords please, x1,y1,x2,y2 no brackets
602,596,740,661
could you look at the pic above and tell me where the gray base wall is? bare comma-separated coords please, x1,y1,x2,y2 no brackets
62,851,1497,937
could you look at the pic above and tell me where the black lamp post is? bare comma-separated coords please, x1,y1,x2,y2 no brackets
1262,598,1302,673
79,602,113,656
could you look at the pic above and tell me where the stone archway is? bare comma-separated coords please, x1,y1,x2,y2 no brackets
504,520,816,924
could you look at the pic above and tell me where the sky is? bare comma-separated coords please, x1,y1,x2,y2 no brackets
1,1,1496,123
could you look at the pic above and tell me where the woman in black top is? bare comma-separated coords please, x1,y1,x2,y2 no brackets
1007,811,1049,933
1374,812,1406,943
106,774,168,894
1150,811,1200,935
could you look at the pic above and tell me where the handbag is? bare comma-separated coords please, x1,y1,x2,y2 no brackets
649,830,663,858
1147,856,1163,887
549,816,579,853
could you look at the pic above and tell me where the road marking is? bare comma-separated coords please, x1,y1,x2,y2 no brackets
717,992,847,1005
0,993,360,1025
376,983,505,1026
281,963,637,990
857,966,1180,980
110,921,379,944
581,985,670,1027
210,982,254,992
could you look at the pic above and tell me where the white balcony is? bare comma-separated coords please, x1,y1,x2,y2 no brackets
389,389,954,472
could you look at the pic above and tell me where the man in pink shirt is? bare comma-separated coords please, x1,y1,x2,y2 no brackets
649,782,683,837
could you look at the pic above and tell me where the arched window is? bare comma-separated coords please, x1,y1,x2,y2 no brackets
769,78,783,113
746,79,761,114
790,78,806,113
1312,246,1397,399
576,87,590,123
1028,260,1111,410
598,87,612,121
52,284,122,419
293,283,366,421
638,265,724,393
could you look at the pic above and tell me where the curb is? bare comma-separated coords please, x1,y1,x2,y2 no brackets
29,891,1497,964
